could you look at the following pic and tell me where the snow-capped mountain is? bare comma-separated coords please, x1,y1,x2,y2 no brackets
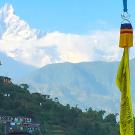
0,4,124,68
0,4,40,40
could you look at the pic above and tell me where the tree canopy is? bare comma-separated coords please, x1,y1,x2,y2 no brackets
0,81,120,135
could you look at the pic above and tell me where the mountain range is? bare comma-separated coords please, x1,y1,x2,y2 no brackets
1,49,135,113
19,59,135,113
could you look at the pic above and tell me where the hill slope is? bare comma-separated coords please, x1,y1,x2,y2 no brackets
0,81,119,135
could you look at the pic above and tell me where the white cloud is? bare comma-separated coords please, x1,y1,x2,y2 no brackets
0,4,134,67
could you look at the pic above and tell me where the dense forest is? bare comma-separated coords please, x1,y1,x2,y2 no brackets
0,78,120,135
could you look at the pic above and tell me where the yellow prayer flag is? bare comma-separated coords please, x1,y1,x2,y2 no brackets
116,48,134,135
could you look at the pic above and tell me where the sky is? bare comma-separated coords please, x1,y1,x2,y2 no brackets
0,0,135,67
0,0,134,34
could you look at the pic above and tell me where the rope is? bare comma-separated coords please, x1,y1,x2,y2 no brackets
123,0,128,12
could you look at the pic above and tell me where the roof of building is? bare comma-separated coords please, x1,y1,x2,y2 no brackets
0,76,11,80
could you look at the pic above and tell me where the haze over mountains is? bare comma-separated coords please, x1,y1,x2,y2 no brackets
19,59,135,113
1,51,135,113
0,52,37,80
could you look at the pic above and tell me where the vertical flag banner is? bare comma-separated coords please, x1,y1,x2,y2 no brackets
116,1,134,135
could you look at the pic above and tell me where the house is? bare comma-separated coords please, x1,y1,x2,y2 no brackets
0,76,12,84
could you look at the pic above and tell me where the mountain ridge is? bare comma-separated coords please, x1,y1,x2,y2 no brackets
20,60,124,112
1,51,135,113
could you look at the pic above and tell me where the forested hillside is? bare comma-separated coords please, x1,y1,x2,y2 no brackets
0,79,120,135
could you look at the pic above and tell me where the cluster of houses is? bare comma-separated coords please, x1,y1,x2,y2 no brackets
0,116,40,134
